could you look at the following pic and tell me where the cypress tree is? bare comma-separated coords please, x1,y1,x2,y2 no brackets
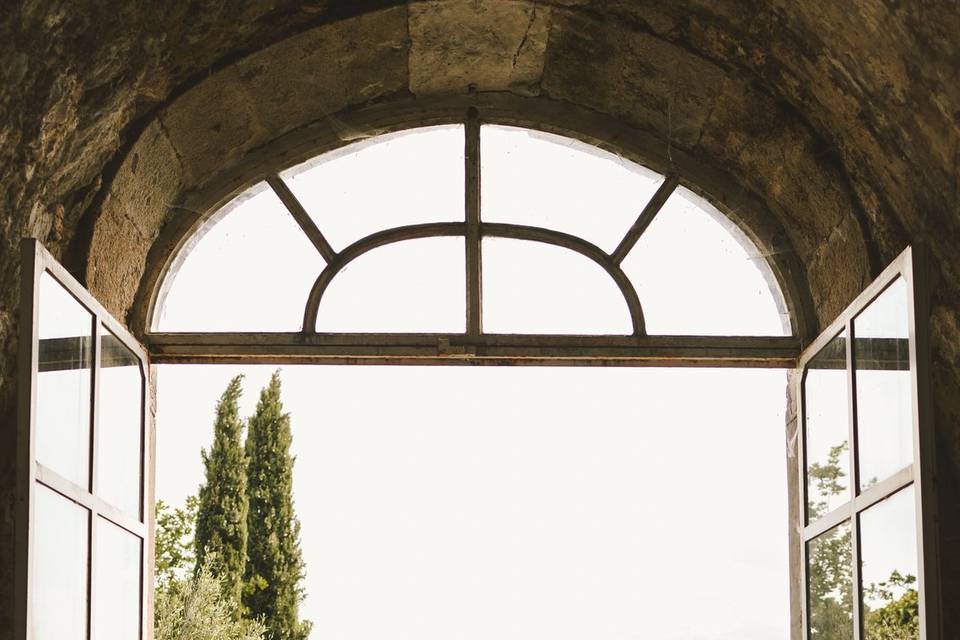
194,375,249,611
243,371,311,640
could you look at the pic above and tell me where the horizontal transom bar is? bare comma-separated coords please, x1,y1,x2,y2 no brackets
147,332,801,368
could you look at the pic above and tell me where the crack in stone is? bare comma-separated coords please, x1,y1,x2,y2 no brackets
694,75,729,150
512,1,538,70
155,114,187,177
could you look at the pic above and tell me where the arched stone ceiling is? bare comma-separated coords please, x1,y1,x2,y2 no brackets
82,2,887,334
1,4,959,635
0,1,955,328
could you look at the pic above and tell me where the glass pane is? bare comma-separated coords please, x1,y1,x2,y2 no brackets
156,183,325,332
93,518,142,640
621,186,788,335
96,329,143,517
32,483,89,640
37,271,93,488
482,238,633,334
860,486,919,640
280,126,464,251
855,278,913,490
805,331,851,521
480,125,665,253
317,237,464,332
807,521,853,640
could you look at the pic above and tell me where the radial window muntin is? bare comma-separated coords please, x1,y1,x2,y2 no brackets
151,108,795,355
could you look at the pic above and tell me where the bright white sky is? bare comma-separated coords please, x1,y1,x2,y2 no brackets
157,365,789,640
155,126,796,640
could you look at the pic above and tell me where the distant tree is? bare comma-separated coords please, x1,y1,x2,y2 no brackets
807,442,853,640
156,556,266,640
806,441,918,640
807,442,849,522
195,375,249,611
244,371,312,640
863,571,919,640
155,496,198,590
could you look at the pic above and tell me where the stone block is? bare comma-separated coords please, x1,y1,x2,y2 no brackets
237,7,409,138
159,64,264,189
409,0,549,97
87,197,152,320
107,119,184,240
542,9,725,148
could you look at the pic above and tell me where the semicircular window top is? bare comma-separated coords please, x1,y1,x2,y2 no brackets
155,122,790,337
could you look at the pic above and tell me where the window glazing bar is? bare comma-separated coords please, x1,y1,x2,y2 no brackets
610,175,679,265
846,315,864,640
802,465,914,542
33,463,147,539
299,220,647,335
266,175,338,263
465,107,482,335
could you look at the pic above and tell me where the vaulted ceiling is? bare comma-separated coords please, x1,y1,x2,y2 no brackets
0,4,958,634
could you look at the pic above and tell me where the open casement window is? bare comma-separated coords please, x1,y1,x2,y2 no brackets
16,239,153,640
798,246,940,640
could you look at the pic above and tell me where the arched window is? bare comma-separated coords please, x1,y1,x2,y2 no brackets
153,116,790,343
14,109,939,640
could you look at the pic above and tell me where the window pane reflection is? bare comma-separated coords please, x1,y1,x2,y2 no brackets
32,483,89,640
855,278,913,490
807,521,853,640
37,271,92,488
93,518,142,640
860,486,919,640
804,332,850,521
96,328,143,517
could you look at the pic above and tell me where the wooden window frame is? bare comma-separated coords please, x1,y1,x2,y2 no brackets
15,239,154,640
147,108,800,368
797,245,941,640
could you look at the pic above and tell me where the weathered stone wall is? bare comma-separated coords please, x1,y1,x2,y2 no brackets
1,2,957,638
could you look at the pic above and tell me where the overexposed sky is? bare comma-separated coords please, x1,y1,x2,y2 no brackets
157,365,791,640
155,126,798,640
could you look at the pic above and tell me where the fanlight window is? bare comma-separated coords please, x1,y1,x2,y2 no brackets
155,121,789,338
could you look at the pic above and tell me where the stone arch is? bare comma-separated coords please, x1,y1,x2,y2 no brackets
82,2,875,343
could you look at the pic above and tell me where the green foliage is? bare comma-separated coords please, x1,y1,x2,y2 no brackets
156,556,267,640
807,442,853,639
808,528,854,640
807,442,917,640
864,572,919,640
195,375,250,611
807,442,848,522
155,496,198,590
244,371,312,640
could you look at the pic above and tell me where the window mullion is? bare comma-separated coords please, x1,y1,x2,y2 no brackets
88,502,98,640
88,313,101,640
846,317,864,640
465,107,482,336
91,319,101,496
